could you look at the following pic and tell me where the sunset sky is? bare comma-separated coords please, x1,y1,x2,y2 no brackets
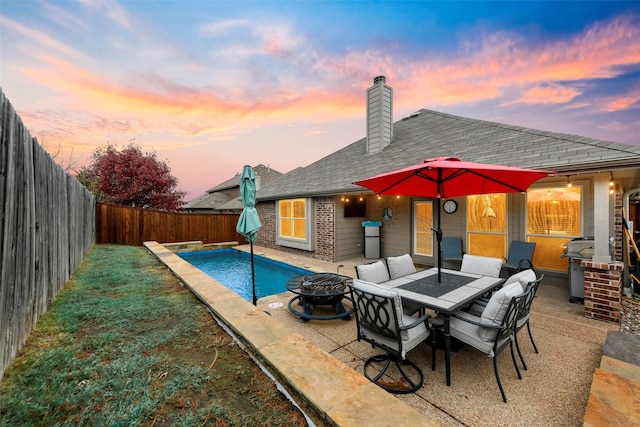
2,0,639,200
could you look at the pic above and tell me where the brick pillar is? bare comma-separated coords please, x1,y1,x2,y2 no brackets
613,184,623,262
315,197,335,262
582,260,623,324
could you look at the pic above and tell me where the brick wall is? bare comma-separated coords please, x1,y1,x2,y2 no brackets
256,201,276,247
254,197,336,262
583,260,623,323
614,185,623,262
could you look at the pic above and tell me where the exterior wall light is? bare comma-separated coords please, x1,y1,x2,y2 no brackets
609,173,615,194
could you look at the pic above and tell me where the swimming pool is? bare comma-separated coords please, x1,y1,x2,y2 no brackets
178,249,313,302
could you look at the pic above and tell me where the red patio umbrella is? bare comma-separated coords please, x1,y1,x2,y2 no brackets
353,157,555,281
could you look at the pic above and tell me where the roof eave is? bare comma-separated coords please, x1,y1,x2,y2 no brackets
551,159,640,175
257,187,369,202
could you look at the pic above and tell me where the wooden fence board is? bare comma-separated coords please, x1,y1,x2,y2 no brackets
0,89,95,380
95,202,243,246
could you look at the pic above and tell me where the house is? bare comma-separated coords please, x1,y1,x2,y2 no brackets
256,76,640,293
183,164,282,213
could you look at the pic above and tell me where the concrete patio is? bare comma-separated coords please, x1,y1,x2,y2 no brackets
247,246,618,426
150,242,619,426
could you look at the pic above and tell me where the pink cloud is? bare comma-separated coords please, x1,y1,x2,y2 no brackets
506,83,581,106
397,15,640,107
602,90,640,111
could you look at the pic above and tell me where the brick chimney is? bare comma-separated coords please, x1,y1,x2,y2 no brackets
366,76,393,154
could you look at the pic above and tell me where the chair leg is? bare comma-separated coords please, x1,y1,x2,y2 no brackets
514,330,528,371
363,354,424,394
493,355,508,403
509,341,522,380
526,322,539,354
431,331,437,371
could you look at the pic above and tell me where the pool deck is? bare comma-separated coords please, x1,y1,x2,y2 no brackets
145,241,619,427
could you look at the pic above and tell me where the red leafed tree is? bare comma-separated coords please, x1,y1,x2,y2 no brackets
79,143,185,211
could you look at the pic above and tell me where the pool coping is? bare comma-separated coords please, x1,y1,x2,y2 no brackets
144,241,438,427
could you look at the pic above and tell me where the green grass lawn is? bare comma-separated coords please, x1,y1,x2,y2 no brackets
0,244,308,427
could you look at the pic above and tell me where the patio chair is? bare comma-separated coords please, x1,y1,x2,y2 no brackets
350,279,432,394
385,254,427,316
442,237,464,264
502,241,536,276
435,280,529,402
467,269,537,316
460,254,503,277
386,254,417,279
356,259,423,316
513,274,545,370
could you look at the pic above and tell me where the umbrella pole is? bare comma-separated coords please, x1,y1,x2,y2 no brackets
436,197,443,282
436,173,443,282
250,241,257,306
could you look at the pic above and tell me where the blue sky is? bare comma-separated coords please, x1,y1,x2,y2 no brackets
1,0,639,198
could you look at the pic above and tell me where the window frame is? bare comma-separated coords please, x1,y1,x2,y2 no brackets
524,182,586,272
276,198,316,251
413,200,434,257
466,193,508,259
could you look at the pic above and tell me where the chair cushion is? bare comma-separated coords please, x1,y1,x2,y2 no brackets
352,279,406,335
369,313,430,357
460,254,503,277
386,254,417,279
503,269,536,288
355,261,390,283
478,282,524,341
449,311,495,354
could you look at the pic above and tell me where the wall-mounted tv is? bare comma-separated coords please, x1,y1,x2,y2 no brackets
344,198,367,217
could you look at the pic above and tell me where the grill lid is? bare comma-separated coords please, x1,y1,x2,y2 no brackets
563,237,594,259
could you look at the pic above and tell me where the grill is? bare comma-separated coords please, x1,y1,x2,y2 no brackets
561,237,594,303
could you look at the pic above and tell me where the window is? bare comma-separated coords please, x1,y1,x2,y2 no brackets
526,186,582,271
276,198,315,251
414,201,433,256
467,194,507,259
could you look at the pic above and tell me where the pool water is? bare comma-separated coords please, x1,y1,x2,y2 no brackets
178,249,312,302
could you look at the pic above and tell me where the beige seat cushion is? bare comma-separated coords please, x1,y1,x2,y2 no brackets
478,282,524,341
386,254,417,279
355,260,391,283
460,254,503,277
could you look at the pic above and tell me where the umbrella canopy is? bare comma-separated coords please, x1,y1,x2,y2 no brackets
353,157,555,198
354,157,555,281
236,166,262,242
236,165,262,305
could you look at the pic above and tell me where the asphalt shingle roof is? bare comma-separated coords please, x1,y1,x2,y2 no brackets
185,164,283,209
205,164,283,193
257,109,640,200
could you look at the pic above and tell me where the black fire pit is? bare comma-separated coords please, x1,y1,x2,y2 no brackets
286,273,354,322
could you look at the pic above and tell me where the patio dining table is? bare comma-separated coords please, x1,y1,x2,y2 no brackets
380,267,505,386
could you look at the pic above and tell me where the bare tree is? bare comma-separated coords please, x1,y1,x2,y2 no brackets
37,138,78,173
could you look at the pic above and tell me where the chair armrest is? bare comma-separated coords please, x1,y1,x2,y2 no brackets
400,313,432,331
451,312,502,330
518,259,534,269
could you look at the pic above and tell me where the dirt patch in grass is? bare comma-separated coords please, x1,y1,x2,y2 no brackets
0,245,316,426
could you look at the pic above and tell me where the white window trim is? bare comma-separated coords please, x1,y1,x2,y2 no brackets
276,198,316,251
413,200,433,257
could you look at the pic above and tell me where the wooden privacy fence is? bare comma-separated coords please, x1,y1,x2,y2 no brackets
96,202,243,246
0,89,95,380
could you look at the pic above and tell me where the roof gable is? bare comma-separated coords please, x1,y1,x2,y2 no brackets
206,164,282,193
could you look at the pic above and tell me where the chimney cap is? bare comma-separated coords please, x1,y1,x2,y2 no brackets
373,75,386,84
